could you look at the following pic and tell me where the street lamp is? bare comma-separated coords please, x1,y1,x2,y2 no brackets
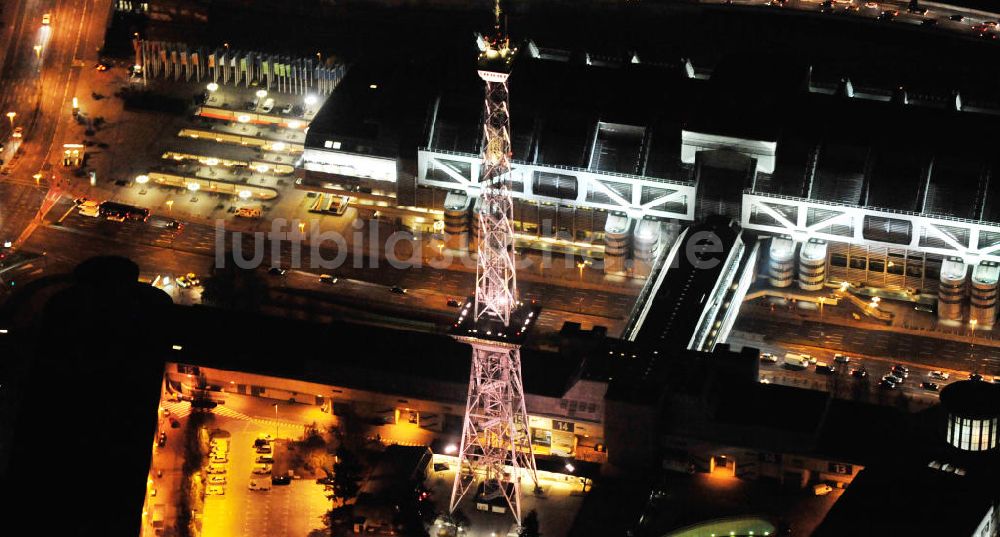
206,82,219,93
273,403,279,439
135,174,149,184
238,190,252,200
272,141,286,152
969,318,979,374
6,112,15,129
304,94,318,106
186,182,200,193
255,89,267,110
166,200,174,211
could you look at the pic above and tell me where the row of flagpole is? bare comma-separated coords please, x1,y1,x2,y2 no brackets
135,39,345,96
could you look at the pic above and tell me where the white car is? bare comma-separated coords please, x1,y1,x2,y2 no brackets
760,352,778,364
813,483,833,496
78,201,100,218
206,485,225,496
928,370,950,381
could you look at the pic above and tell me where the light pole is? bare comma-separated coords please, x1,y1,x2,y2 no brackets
969,318,978,374
6,111,15,129
273,403,279,439
206,82,218,104
255,89,267,110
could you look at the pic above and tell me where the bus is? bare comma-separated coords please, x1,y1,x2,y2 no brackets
99,201,149,222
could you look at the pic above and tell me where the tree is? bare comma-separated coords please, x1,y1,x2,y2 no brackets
333,447,363,499
518,510,540,537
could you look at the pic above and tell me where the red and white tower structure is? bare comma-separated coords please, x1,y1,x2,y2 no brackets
449,0,540,525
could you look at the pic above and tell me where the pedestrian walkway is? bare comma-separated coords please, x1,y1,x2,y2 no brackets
161,399,307,431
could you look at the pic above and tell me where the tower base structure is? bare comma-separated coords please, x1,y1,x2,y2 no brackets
449,299,541,524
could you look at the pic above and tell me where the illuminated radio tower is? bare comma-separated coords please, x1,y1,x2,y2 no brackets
449,0,540,525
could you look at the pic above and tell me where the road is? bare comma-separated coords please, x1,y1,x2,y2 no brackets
16,207,633,335
1,0,108,254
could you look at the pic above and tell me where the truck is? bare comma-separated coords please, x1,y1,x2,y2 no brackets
783,353,810,369
151,503,165,528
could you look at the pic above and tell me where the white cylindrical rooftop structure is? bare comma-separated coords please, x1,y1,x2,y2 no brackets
768,235,795,288
969,261,999,327
798,238,827,291
938,257,967,321
603,214,630,275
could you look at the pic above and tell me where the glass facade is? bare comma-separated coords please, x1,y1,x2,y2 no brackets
946,414,998,452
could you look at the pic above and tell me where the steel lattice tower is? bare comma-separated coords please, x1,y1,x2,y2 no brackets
449,0,540,525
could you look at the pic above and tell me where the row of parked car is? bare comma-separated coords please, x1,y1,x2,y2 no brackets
206,436,230,496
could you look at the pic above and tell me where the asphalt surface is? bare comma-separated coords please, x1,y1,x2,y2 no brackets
18,206,633,335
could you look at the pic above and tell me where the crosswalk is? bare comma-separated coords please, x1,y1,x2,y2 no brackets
161,400,305,430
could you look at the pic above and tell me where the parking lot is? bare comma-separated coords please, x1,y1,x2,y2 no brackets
200,419,330,537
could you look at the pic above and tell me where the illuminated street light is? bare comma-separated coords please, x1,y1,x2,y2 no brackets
186,182,200,192
287,120,301,129
237,115,250,123
272,142,286,151
304,94,318,106
444,444,457,454
205,158,219,166
135,174,149,184
33,45,41,58
298,222,306,233
166,200,174,211
6,111,15,128
238,190,252,200
565,463,575,473
206,82,219,92
255,164,269,173
255,89,268,99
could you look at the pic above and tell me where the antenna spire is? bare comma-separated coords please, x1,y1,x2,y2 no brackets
494,0,504,40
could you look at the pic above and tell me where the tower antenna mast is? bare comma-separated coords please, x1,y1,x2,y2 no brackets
449,0,540,526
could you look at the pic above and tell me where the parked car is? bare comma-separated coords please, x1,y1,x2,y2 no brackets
891,364,909,378
206,485,225,496
884,373,904,384
760,352,779,364
878,379,897,390
209,475,227,485
207,464,226,474
157,432,167,447
929,370,950,381
255,455,274,464
281,104,294,114
834,354,851,364
271,475,292,485
252,464,272,474
920,382,940,391
813,483,833,496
